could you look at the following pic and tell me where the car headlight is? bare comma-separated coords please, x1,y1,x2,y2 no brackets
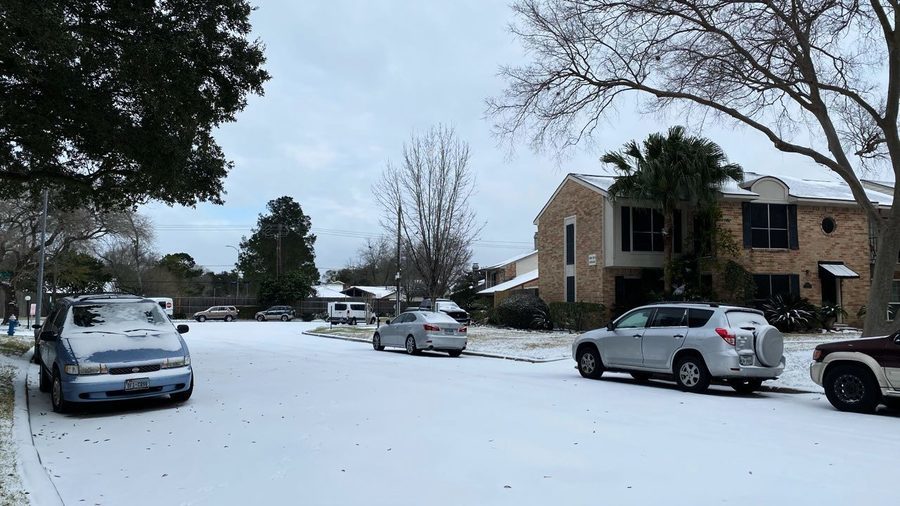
65,363,108,375
161,356,189,368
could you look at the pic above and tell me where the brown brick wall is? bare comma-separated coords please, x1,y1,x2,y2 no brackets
717,200,871,323
537,179,605,304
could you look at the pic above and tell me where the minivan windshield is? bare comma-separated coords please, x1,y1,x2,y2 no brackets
68,302,172,334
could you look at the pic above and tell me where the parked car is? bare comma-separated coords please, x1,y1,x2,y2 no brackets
255,306,296,321
572,302,785,393
147,297,174,318
193,306,238,322
35,294,193,413
810,333,900,413
327,301,376,325
373,310,467,357
417,298,470,324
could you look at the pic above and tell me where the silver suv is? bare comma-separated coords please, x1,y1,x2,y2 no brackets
572,303,785,393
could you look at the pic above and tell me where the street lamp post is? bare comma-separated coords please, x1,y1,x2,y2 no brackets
24,295,31,329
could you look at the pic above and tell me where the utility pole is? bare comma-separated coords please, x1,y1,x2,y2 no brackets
395,201,402,317
276,223,283,279
33,189,49,331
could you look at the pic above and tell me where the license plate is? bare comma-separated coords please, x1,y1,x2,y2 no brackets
125,378,150,391
444,329,456,335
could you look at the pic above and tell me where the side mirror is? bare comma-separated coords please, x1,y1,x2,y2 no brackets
39,330,57,342
176,324,189,334
606,322,615,331
385,319,392,325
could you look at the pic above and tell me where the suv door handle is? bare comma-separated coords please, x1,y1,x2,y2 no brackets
673,334,684,339
632,334,642,338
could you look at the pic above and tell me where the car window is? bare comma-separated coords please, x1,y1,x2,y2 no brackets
726,310,767,327
688,309,715,328
334,303,347,311
53,307,68,331
67,302,171,335
395,313,412,323
422,312,458,324
650,307,686,327
615,308,654,329
350,304,365,311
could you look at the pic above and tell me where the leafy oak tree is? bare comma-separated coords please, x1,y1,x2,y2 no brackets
489,0,900,335
0,0,269,209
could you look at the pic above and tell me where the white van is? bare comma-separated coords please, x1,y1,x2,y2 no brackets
327,301,375,325
147,297,174,318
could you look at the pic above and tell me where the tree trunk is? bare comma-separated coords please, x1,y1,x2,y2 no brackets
663,210,674,296
864,218,900,336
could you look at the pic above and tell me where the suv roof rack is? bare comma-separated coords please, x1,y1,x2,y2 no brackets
71,293,143,301
643,301,720,308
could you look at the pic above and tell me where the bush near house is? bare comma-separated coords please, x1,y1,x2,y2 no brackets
549,302,607,331
762,295,818,332
494,294,552,330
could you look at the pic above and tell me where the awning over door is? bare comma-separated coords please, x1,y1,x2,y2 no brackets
819,263,860,279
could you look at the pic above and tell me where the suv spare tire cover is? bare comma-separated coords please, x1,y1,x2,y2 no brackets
755,325,784,367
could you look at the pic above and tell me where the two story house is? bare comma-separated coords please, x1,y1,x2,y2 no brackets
535,172,893,324
476,250,539,306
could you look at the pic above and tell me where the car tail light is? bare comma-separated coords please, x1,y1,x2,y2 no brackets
715,328,736,346
423,324,440,332
812,349,823,361
458,326,467,333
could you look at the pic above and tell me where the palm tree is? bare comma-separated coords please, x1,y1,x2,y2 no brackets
604,126,743,295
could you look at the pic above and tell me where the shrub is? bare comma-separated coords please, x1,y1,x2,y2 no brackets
300,313,315,322
817,305,848,330
494,294,552,330
549,302,607,331
761,295,817,332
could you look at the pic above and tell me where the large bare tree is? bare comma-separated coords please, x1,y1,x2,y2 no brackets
488,0,900,334
374,126,482,306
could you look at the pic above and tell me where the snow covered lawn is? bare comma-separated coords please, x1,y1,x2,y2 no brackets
22,321,899,505
310,323,575,361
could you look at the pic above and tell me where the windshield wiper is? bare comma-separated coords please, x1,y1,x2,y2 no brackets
123,328,163,333
73,330,128,336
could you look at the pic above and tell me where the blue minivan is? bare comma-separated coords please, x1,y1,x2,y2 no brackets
36,294,194,413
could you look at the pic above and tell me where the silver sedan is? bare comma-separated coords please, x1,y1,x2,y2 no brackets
372,310,467,357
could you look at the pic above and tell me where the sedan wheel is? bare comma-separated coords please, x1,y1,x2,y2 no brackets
281,315,289,322
373,333,385,351
674,355,711,393
405,335,419,355
256,315,266,322
824,365,880,413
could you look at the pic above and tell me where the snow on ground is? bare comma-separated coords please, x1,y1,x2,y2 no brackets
25,321,899,505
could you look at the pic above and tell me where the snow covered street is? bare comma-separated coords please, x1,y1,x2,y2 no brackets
25,321,899,505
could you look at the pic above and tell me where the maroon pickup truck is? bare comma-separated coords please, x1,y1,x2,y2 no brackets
810,333,900,413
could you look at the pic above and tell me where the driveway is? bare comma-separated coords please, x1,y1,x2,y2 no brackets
27,322,898,505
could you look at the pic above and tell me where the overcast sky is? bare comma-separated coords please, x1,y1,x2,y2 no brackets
141,0,884,278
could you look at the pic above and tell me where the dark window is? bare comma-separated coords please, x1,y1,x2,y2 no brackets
334,303,347,311
565,276,575,303
688,309,714,328
350,304,365,311
821,217,836,234
565,223,575,265
626,207,664,252
650,307,686,327
749,203,790,249
753,274,795,300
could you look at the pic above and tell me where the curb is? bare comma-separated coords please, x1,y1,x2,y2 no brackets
301,331,568,364
12,354,64,506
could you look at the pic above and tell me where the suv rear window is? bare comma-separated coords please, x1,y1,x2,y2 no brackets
688,309,714,328
726,310,767,327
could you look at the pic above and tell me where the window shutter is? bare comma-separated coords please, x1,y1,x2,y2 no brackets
787,205,799,250
674,209,683,254
621,206,631,252
741,202,752,248
789,274,800,297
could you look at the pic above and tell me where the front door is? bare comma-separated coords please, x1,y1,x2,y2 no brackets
641,307,688,370
604,308,652,367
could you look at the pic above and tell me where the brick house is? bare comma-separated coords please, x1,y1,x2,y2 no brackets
534,172,894,324
476,250,539,306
